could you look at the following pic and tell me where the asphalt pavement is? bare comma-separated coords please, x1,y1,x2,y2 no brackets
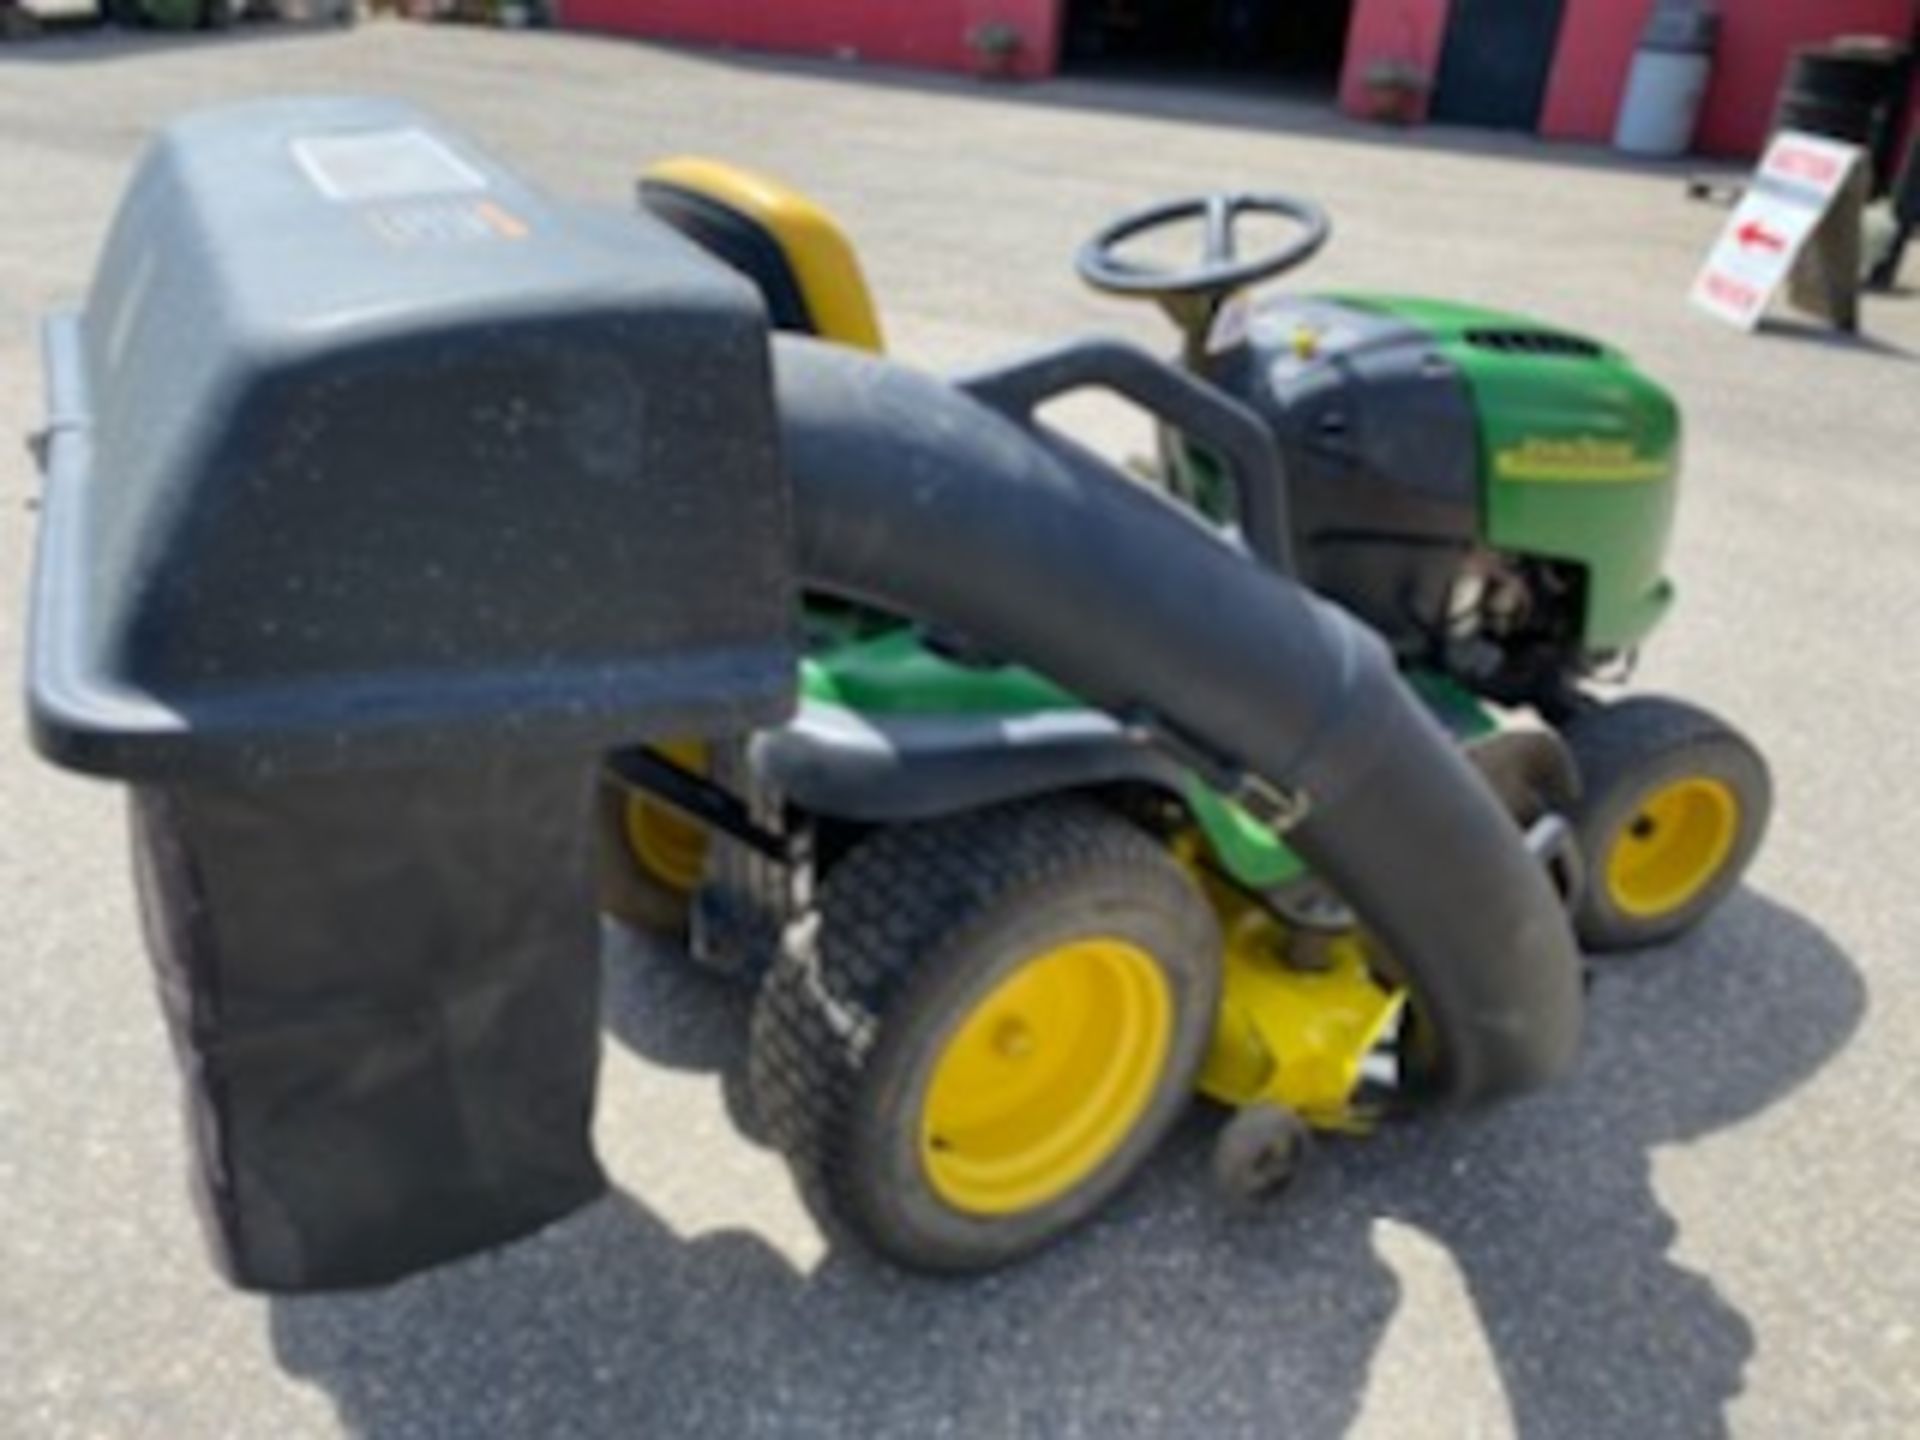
2,20,1916,1439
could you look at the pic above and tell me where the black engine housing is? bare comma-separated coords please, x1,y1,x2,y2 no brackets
1199,298,1482,658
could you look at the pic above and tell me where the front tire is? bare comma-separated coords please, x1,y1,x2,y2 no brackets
748,800,1220,1273
1563,697,1771,952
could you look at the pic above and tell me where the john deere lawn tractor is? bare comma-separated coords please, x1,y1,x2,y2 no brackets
601,165,1772,1271
28,100,1766,1293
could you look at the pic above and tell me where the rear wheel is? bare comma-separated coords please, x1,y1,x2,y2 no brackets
748,800,1220,1273
1563,697,1771,952
596,741,710,937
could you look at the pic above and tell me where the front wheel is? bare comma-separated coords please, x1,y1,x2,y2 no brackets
748,800,1221,1273
1563,697,1771,952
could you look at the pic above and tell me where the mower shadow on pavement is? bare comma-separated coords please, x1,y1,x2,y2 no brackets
269,889,1860,1439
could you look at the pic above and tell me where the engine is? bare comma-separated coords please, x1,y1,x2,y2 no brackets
1199,294,1682,706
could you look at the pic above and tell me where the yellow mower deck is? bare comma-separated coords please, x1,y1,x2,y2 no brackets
1191,869,1405,1131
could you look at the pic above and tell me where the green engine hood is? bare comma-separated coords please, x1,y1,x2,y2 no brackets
1342,295,1681,654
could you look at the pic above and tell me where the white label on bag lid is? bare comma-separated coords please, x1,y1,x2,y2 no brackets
293,128,489,203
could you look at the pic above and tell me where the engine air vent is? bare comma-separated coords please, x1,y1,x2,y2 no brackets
1465,329,1604,359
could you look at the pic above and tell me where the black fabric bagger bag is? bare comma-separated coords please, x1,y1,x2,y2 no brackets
25,98,798,1291
128,763,604,1291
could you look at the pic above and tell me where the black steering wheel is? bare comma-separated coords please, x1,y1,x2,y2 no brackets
1076,191,1332,307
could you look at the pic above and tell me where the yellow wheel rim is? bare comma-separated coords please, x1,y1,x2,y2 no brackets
1604,777,1741,919
621,740,710,893
920,937,1174,1217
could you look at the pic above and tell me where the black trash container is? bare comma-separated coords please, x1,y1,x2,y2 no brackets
1773,37,1915,196
27,99,798,1291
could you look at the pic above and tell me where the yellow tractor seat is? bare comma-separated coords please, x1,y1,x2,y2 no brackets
639,158,885,354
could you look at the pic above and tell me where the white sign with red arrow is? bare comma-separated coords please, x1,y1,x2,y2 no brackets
1691,131,1865,330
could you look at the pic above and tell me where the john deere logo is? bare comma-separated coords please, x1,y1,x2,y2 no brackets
1495,436,1668,484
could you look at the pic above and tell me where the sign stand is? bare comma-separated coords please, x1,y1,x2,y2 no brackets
1691,131,1871,333
1787,162,1871,331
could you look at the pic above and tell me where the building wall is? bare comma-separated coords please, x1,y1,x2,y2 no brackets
1537,0,1654,146
567,0,1912,162
1337,0,1453,122
557,0,1065,79
1539,0,1917,156
1694,0,1915,157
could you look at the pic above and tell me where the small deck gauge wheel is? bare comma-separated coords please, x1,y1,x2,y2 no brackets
748,800,1221,1273
1213,1102,1313,1209
595,740,711,937
1562,697,1771,952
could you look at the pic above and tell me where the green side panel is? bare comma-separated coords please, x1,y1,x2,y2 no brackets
802,625,1293,880
1341,295,1681,653
801,622,1501,894
1184,782,1309,888
1183,671,1496,887
1406,669,1500,741
800,625,1081,714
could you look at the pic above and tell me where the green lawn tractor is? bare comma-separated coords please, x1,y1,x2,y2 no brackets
28,101,1769,1293
603,165,1772,1272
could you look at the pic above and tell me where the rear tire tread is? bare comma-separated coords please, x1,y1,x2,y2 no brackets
748,800,1203,1268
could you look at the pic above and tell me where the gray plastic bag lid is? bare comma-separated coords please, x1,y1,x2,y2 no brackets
29,97,799,782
